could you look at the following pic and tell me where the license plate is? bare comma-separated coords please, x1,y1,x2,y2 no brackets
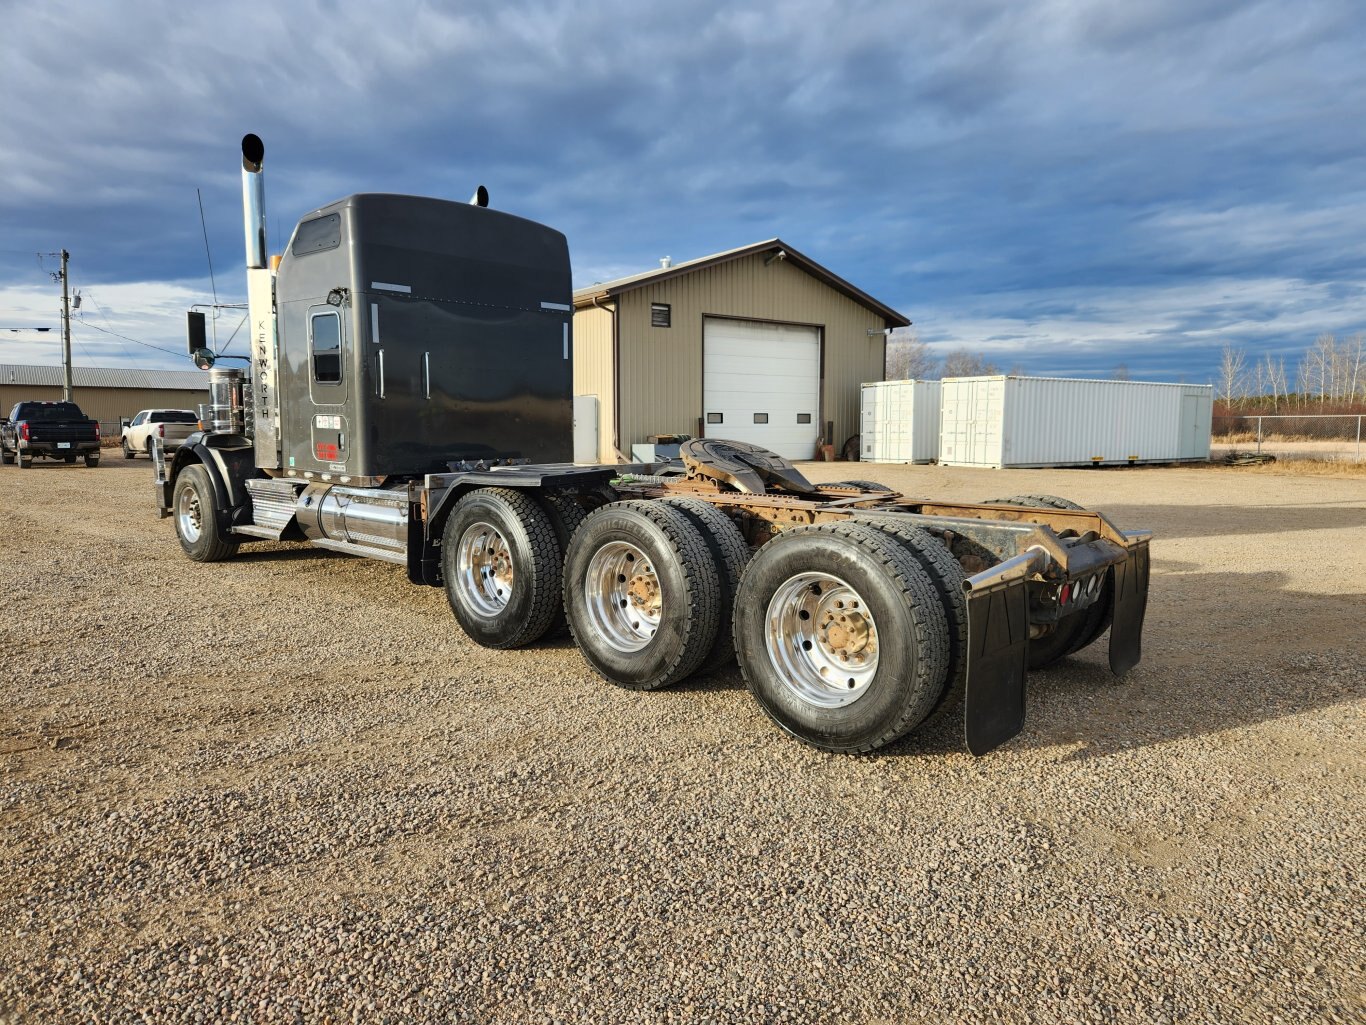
57,442,71,449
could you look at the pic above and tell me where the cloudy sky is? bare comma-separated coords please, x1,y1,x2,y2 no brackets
1,0,1362,381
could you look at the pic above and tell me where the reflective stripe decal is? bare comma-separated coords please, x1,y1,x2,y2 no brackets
371,281,411,294
540,301,571,312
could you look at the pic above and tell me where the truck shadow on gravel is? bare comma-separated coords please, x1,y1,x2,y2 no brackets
889,566,1365,762
1090,503,1366,540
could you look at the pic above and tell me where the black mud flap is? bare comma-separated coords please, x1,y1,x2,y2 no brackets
1108,540,1150,676
963,577,1031,756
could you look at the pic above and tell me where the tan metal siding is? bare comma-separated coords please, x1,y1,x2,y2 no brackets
613,254,886,458
0,384,208,436
571,304,616,461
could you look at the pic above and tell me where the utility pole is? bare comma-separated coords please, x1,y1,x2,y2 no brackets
60,249,73,401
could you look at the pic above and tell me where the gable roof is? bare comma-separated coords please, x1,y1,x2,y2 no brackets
572,238,911,327
0,363,209,390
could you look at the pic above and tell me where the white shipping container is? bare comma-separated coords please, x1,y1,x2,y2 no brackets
938,376,1212,468
860,379,941,463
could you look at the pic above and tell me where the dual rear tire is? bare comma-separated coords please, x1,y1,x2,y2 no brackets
733,522,952,753
444,489,965,754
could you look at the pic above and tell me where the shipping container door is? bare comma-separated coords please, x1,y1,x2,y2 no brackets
1181,392,1211,459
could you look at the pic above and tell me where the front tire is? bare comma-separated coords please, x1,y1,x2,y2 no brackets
122,439,135,459
174,464,238,562
734,522,949,753
441,488,563,649
563,501,721,690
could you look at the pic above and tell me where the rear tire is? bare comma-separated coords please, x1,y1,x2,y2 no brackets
442,488,563,649
537,490,590,637
981,494,1082,511
734,522,948,753
18,453,32,469
856,520,967,722
1,449,12,465
661,497,752,674
564,501,721,690
174,464,238,562
819,480,892,493
83,452,98,467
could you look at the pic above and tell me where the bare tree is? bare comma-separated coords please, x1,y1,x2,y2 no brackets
1261,353,1288,411
1300,334,1335,405
1218,344,1248,406
884,328,937,380
940,348,1000,378
1345,332,1365,401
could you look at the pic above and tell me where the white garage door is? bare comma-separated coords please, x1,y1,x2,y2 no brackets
703,319,821,460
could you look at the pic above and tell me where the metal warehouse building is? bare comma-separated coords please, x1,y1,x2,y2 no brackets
0,364,208,436
572,239,909,462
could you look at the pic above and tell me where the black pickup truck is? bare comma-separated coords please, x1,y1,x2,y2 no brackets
0,401,102,468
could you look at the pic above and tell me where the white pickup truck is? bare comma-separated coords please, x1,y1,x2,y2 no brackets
121,409,199,459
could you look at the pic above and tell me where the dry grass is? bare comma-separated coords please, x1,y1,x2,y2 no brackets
1208,455,1366,478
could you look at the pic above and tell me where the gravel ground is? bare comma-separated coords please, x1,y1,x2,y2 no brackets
1,459,1362,1024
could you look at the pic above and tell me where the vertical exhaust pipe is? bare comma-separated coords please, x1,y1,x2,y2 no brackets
241,134,267,269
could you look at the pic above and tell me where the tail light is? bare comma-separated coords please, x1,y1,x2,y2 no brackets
95,422,101,439
158,424,165,438
19,423,29,441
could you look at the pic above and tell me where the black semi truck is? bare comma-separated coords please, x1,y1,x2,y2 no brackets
155,135,1150,756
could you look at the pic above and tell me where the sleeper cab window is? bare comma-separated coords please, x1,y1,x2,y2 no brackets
311,311,342,384
651,303,671,328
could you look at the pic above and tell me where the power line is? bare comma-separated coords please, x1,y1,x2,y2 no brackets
78,294,136,363
77,319,187,359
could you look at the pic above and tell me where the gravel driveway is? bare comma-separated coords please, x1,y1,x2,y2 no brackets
2,460,1362,1024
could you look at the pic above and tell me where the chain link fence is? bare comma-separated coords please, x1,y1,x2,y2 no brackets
1212,414,1364,462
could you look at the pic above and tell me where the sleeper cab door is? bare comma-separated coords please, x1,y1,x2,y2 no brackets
305,305,350,470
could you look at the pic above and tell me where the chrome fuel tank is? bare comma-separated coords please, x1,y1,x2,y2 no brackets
295,482,410,558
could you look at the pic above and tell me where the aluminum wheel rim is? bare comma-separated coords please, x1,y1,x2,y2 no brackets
457,521,514,616
584,541,661,652
176,486,203,543
765,572,879,708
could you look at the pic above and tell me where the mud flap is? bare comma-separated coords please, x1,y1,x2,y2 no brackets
1108,540,1150,676
963,577,1031,756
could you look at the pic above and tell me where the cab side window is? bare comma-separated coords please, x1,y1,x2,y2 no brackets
311,311,342,384
131,411,148,427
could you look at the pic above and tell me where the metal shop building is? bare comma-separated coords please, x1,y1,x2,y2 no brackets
572,240,909,463
0,364,208,437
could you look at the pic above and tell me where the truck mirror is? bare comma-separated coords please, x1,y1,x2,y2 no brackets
193,348,216,370
187,311,207,356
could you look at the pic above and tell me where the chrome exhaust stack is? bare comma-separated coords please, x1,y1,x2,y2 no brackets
241,133,267,269
239,132,282,469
